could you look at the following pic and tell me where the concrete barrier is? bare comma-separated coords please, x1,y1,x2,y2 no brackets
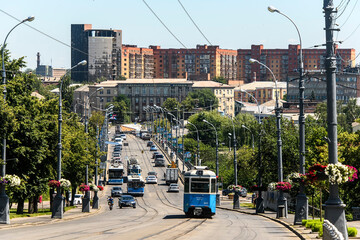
323,219,344,240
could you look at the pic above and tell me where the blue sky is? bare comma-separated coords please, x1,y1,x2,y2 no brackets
1,0,360,70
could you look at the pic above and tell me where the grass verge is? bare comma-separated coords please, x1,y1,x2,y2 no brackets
10,206,76,219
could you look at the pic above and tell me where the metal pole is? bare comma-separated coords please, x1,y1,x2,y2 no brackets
323,1,348,238
92,125,99,209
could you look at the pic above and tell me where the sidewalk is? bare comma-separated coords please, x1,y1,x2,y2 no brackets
218,196,360,240
0,191,106,230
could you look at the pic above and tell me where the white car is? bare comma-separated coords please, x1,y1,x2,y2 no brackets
168,183,179,192
73,194,83,205
146,175,158,184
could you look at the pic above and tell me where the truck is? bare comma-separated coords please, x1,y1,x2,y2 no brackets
165,167,178,185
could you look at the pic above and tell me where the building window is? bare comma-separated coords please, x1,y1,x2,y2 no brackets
99,90,104,95
107,89,111,94
142,98,146,104
135,98,139,103
150,98,153,104
107,97,111,102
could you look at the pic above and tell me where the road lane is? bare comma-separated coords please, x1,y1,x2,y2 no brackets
0,130,300,240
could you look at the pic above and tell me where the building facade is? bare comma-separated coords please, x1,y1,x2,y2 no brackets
191,80,235,116
121,45,154,79
234,81,287,105
287,69,360,103
87,79,193,121
237,44,355,83
71,24,122,82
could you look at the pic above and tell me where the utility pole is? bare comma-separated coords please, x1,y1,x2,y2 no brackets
323,1,348,238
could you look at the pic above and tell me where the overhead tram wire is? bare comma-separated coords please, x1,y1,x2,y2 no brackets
336,0,359,41
142,0,187,49
336,0,351,19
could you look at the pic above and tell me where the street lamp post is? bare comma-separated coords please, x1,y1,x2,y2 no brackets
52,60,87,219
186,121,200,166
168,112,177,166
249,58,287,218
228,134,231,151
1,16,35,224
226,115,239,209
83,86,103,213
268,5,308,225
241,125,254,150
173,118,185,173
240,89,264,213
203,119,220,206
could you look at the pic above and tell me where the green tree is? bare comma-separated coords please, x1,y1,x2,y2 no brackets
111,94,131,123
182,89,218,111
162,98,180,111
213,76,227,84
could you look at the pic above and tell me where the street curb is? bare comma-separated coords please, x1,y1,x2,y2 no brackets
217,206,311,240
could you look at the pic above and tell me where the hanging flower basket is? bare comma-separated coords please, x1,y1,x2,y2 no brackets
325,163,358,185
286,172,307,184
48,180,60,188
227,184,243,193
2,174,21,187
275,181,292,191
59,178,71,191
307,163,327,183
0,176,8,185
79,184,90,192
89,183,99,192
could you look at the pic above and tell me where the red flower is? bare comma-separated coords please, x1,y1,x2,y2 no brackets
97,185,104,191
48,180,60,188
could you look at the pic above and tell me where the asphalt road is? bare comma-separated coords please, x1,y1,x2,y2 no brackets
0,132,300,240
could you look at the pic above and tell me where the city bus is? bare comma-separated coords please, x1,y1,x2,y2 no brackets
107,164,124,185
127,174,145,196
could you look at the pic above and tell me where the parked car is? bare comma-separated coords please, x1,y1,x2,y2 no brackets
147,141,153,147
222,189,231,196
147,171,157,177
118,195,136,208
73,194,83,205
239,187,248,198
168,183,179,192
150,145,157,151
152,152,160,159
111,186,123,197
113,152,121,158
146,175,158,184
120,134,127,140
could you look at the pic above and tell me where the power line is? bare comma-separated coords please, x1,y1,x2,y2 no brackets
336,0,351,19
142,0,187,49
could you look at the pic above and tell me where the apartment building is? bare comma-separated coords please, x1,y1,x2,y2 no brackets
287,68,360,103
121,45,154,79
191,80,235,116
237,44,355,83
151,45,237,81
71,24,122,82
235,81,287,105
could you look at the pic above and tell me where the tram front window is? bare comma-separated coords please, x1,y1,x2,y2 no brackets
191,178,209,193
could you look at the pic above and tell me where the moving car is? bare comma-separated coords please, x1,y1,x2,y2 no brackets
168,183,179,192
146,175,158,184
111,186,123,197
118,195,136,208
154,158,165,167
239,187,248,198
150,145,157,151
147,141,153,147
152,152,160,159
147,171,157,177
120,134,127,140
154,154,164,160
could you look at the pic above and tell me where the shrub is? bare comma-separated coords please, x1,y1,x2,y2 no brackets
302,219,307,226
305,219,323,229
311,223,322,232
318,227,323,237
345,213,353,221
348,227,358,237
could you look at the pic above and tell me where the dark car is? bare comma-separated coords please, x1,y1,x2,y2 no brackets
111,186,123,197
147,141,153,147
154,154,164,160
152,152,160,159
222,189,232,196
118,195,136,208
148,171,157,177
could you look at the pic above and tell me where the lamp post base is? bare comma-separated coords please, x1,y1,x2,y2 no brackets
325,203,348,240
255,194,264,214
294,193,308,225
51,193,64,219
0,192,10,224
276,196,288,218
92,192,99,209
233,193,240,209
82,196,90,212
216,193,221,206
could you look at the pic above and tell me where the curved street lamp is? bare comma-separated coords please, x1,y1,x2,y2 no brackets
241,125,254,150
52,60,87,219
186,121,200,166
1,16,35,224
268,5,307,224
202,119,220,206
249,58,287,218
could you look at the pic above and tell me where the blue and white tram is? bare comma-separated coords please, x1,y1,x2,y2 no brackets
127,174,145,196
108,164,124,185
183,166,217,217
